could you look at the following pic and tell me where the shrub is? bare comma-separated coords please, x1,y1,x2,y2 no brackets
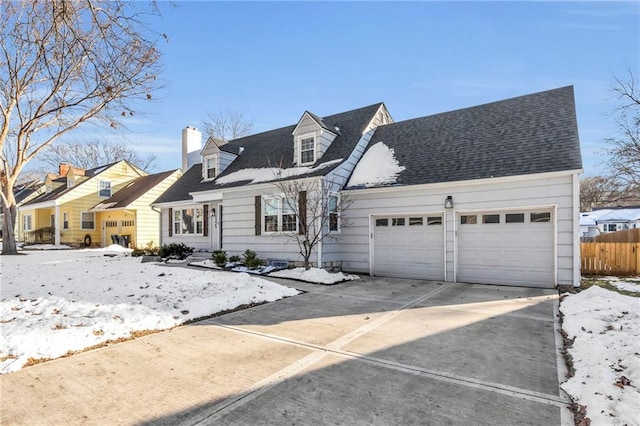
243,249,264,270
229,255,241,263
212,250,227,267
159,243,194,260
131,241,160,257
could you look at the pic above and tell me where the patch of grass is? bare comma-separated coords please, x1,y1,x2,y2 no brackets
580,276,640,297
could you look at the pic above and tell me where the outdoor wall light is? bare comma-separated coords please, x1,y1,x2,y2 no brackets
444,195,453,209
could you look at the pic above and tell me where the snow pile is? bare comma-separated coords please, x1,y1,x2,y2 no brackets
0,249,299,374
347,141,405,187
269,267,360,284
560,286,640,425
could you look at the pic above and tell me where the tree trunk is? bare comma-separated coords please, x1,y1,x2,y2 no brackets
2,202,18,255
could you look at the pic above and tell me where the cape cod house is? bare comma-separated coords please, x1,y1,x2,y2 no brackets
154,86,583,288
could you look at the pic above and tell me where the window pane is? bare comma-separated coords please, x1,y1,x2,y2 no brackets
300,137,315,163
264,197,279,215
409,217,423,226
282,214,297,232
506,213,525,223
281,198,295,214
182,209,194,234
460,215,477,224
99,181,111,197
265,215,278,232
328,195,338,213
531,212,551,223
329,213,338,231
376,218,389,226
427,216,442,225
483,214,500,224
392,218,405,226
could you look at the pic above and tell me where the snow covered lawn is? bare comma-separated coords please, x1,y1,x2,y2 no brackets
560,278,640,426
0,247,299,374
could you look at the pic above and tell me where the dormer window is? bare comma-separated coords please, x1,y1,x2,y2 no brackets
99,180,111,198
299,135,315,165
205,157,217,180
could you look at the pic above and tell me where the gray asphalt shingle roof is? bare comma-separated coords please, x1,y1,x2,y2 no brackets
346,86,582,189
154,103,383,203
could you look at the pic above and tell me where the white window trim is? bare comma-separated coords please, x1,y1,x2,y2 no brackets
262,195,298,234
204,155,218,181
173,206,204,235
23,214,33,231
98,180,111,198
81,211,95,230
328,193,340,233
297,132,316,166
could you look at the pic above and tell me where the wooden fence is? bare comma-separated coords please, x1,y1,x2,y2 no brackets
594,228,640,243
581,242,640,275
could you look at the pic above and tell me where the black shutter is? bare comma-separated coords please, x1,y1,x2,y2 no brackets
168,208,173,237
298,191,307,235
203,204,209,237
255,196,262,235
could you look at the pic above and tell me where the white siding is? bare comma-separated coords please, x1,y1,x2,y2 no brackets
292,114,337,165
341,173,578,287
159,204,211,251
221,186,317,264
219,151,237,174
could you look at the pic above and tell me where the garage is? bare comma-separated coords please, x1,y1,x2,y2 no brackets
372,214,444,280
457,210,554,288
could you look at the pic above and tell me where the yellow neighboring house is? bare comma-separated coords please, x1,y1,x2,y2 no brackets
18,161,181,248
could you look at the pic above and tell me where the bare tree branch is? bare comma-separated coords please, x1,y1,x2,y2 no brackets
202,110,253,143
1,0,164,254
39,139,156,171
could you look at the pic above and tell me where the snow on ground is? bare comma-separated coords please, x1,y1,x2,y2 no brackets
560,286,640,426
0,249,299,374
190,259,357,284
21,244,72,250
600,276,640,294
269,267,360,284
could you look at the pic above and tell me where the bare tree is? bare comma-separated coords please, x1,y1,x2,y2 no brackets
606,70,640,186
40,139,156,171
0,1,163,254
202,110,253,143
270,176,351,270
580,175,640,211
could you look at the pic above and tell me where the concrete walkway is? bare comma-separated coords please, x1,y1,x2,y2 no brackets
1,277,571,425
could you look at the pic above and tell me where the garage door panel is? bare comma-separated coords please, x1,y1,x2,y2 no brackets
374,216,444,281
458,210,554,288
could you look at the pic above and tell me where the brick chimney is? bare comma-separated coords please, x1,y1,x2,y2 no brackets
58,163,71,177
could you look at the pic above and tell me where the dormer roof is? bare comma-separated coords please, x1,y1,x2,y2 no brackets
292,111,338,136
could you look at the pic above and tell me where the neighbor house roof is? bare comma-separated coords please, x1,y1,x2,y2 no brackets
91,170,178,211
22,161,139,206
346,86,582,189
154,103,383,204
580,207,640,226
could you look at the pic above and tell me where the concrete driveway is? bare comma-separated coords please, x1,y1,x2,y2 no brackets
1,276,571,425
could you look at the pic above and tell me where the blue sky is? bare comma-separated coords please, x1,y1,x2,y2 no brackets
89,1,639,176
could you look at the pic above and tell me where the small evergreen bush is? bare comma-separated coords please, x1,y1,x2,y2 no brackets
159,243,194,260
212,250,228,267
229,255,241,263
243,249,264,270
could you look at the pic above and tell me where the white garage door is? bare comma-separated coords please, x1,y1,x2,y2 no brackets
373,215,444,280
457,210,554,288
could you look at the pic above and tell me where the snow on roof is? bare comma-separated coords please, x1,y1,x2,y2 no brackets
347,141,405,188
580,208,640,226
214,158,343,185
